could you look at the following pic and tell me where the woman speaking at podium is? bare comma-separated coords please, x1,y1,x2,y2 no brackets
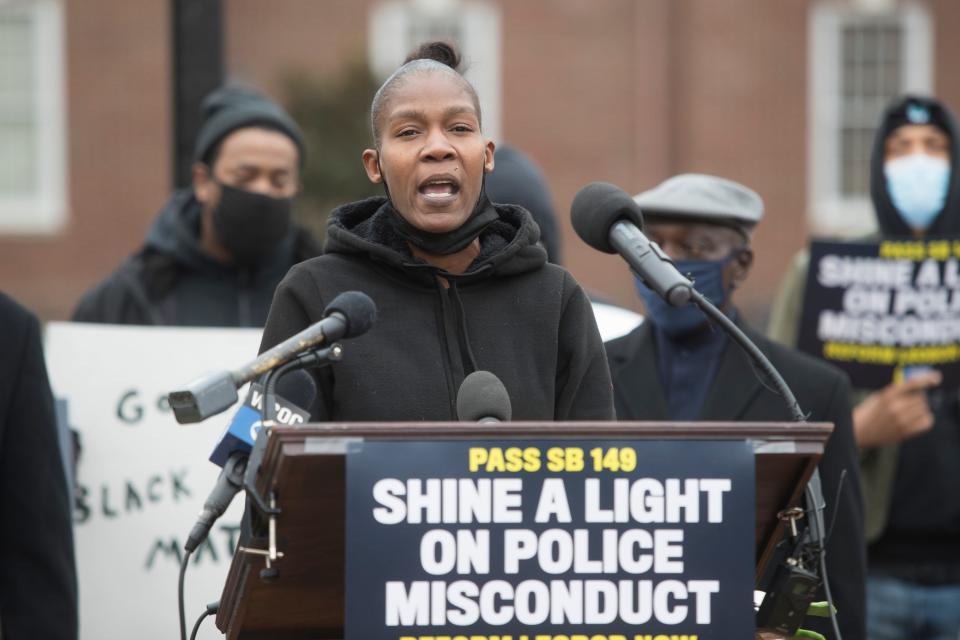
259,41,614,422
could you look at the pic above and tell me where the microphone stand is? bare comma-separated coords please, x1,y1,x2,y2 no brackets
261,343,343,424
688,289,840,639
178,343,346,639
689,290,804,420
238,342,344,581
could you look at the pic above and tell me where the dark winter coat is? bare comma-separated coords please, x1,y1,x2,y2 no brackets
0,293,77,640
606,319,866,640
259,197,615,421
72,189,320,326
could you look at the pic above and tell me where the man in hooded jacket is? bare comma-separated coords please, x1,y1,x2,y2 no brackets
486,143,563,264
72,86,320,326
769,94,960,639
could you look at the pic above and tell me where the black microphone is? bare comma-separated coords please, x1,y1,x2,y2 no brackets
571,181,693,307
168,290,376,423
185,453,245,553
186,370,317,553
456,371,512,423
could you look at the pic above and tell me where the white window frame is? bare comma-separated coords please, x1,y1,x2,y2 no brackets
808,1,931,236
368,0,502,143
0,0,67,234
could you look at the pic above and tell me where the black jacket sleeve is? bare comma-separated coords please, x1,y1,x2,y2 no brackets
554,272,616,420
259,265,318,353
71,258,160,325
808,372,866,640
0,296,77,640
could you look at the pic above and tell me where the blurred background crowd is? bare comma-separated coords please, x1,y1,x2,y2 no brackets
3,0,958,325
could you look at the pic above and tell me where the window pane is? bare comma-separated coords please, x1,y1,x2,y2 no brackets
0,10,37,196
0,124,36,193
838,18,903,199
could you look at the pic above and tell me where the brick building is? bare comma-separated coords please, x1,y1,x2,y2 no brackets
1,0,958,322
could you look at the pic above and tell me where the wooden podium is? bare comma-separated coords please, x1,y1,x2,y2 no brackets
216,421,831,639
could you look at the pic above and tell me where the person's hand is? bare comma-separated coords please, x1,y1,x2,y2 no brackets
853,371,942,448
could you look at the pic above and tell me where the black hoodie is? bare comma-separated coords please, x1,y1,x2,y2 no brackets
72,189,320,326
258,197,615,421
870,94,960,237
866,96,960,572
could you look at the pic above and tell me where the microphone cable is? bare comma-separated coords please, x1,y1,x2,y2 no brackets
691,288,842,639
178,549,192,640
805,481,842,640
189,600,220,640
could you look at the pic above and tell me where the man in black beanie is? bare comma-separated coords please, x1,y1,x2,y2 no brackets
73,86,320,326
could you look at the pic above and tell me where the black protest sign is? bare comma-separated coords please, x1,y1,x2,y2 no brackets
797,239,960,389
345,440,754,640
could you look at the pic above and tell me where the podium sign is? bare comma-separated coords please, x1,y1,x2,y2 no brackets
346,440,754,640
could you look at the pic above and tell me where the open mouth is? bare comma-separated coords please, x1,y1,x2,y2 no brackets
418,174,461,202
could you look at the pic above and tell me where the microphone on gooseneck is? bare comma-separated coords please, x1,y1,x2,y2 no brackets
168,290,376,423
456,371,512,423
186,370,317,553
570,182,693,307
571,182,837,636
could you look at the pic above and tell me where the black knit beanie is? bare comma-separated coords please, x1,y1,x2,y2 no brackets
192,85,306,167
881,95,952,142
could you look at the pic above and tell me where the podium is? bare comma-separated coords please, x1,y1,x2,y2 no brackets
216,421,830,639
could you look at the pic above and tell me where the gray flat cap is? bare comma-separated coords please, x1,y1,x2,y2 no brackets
633,173,764,229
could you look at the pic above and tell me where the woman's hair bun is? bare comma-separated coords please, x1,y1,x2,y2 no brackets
404,41,462,71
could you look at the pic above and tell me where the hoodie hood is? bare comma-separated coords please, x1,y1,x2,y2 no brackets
486,144,563,264
324,196,548,284
871,94,960,236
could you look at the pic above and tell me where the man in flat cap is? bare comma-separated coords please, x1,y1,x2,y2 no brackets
605,173,865,639
73,86,320,326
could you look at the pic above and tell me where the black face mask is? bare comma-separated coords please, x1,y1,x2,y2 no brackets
211,182,293,266
379,159,498,256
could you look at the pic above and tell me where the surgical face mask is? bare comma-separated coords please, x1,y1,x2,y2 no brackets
635,255,735,337
211,183,293,265
884,154,951,231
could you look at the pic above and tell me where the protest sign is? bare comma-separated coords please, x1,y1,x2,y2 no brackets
346,440,754,640
797,239,960,389
44,323,262,640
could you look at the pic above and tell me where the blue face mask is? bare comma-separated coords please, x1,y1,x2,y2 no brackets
635,255,734,337
885,154,951,231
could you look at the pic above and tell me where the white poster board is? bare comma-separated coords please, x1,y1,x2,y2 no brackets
45,323,263,640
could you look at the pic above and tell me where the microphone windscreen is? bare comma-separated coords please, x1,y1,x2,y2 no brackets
570,182,645,254
456,371,512,422
325,291,377,338
274,369,317,413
